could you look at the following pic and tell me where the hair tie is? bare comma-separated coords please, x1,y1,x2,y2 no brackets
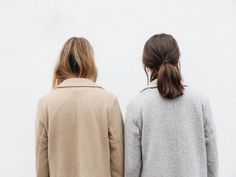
163,60,169,64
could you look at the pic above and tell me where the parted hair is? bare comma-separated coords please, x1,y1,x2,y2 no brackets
53,37,97,87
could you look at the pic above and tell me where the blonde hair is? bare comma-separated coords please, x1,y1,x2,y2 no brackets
52,37,97,88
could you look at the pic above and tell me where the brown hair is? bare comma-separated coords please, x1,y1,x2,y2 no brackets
142,33,184,99
52,37,97,87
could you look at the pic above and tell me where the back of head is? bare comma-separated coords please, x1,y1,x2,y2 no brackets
53,37,97,87
142,33,184,99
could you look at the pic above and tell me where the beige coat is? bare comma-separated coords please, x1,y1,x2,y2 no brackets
36,78,124,177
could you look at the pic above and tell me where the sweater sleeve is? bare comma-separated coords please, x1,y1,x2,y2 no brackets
35,98,49,177
108,97,124,177
203,98,218,177
125,100,142,177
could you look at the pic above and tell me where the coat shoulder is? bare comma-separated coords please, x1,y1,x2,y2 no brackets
37,87,118,107
125,92,146,116
183,86,210,106
126,86,210,114
37,91,51,107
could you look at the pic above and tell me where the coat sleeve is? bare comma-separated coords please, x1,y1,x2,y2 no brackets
108,97,124,177
125,101,142,177
203,98,218,177
35,98,49,177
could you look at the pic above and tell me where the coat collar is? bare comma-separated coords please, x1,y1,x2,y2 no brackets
147,79,158,88
140,79,187,92
140,79,157,92
55,78,103,89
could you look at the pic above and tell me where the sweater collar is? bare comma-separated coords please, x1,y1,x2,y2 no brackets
55,78,103,89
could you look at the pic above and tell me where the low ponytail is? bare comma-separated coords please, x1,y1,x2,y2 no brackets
142,33,184,99
157,63,184,99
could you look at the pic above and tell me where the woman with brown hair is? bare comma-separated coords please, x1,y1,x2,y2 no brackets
36,37,124,177
125,34,218,177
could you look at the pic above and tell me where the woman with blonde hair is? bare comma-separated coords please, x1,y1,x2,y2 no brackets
36,37,124,177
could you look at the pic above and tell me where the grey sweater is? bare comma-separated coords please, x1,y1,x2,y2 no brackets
125,79,218,177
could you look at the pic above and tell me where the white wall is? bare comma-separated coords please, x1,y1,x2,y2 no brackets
0,0,235,176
